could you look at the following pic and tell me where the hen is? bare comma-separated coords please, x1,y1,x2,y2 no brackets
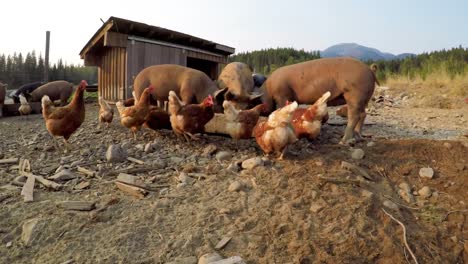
116,86,153,140
18,94,32,117
253,101,298,159
98,96,114,128
223,100,266,139
42,80,87,152
290,91,331,139
168,91,214,141
144,105,172,131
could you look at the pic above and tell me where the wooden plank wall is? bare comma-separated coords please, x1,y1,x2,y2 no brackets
98,47,126,102
126,40,186,98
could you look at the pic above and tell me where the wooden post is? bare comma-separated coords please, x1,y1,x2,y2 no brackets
44,31,50,82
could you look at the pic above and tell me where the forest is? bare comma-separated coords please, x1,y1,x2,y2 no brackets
0,51,97,89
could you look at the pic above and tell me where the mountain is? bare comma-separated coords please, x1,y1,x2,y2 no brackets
321,43,415,61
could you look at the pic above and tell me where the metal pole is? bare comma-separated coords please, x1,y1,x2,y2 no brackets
44,31,50,82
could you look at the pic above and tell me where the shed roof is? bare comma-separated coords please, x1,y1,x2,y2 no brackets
80,16,235,58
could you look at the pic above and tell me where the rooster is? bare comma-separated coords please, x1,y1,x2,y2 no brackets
41,80,87,152
18,94,32,118
116,86,153,140
290,91,331,139
223,101,266,139
168,91,214,141
253,101,298,159
98,96,114,128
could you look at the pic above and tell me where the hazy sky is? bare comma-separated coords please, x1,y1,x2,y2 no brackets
1,0,466,65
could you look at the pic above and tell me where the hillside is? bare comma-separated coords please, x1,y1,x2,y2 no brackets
321,43,415,61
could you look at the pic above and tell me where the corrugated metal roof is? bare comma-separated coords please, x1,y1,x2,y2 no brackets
79,16,235,57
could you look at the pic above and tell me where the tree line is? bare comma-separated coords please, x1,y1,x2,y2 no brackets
229,47,321,75
366,46,468,82
0,51,97,89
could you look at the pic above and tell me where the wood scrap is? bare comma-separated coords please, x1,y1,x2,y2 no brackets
215,236,232,250
21,174,35,202
127,157,145,165
23,173,62,190
0,158,19,165
19,159,31,173
115,181,148,199
59,201,96,211
74,181,90,190
77,166,96,177
382,208,419,264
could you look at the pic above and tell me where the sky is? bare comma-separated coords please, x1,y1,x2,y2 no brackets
1,0,467,65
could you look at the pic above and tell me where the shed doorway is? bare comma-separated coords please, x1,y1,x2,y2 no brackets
186,57,218,80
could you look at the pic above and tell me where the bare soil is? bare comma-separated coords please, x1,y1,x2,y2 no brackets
0,99,467,264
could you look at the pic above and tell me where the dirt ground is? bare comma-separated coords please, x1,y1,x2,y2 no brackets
0,96,467,264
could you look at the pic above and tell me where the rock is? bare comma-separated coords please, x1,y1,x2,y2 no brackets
202,144,218,156
398,189,415,204
216,151,232,162
418,186,432,198
169,157,184,164
21,218,42,246
399,182,411,193
198,252,223,264
106,145,127,163
309,203,325,213
178,172,195,185
241,157,263,170
48,169,77,181
351,148,365,160
361,190,373,198
419,167,434,179
450,236,458,243
443,142,452,149
144,143,153,153
228,181,242,192
311,190,318,200
366,141,376,147
6,241,12,248
383,200,399,211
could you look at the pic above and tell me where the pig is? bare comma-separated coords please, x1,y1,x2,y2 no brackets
26,80,73,106
217,62,262,109
11,81,44,103
133,64,227,113
260,57,378,144
253,73,267,88
0,82,7,117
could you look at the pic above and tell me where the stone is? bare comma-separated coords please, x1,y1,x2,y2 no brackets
383,200,399,211
106,145,127,163
418,186,432,198
310,203,325,213
419,167,434,179
6,241,12,248
228,181,242,192
241,157,263,170
198,252,223,264
450,236,458,243
443,142,452,149
398,189,415,204
48,169,77,181
21,218,42,246
311,190,318,200
399,182,411,193
178,173,195,185
144,143,153,153
351,148,365,160
202,144,218,156
216,151,232,162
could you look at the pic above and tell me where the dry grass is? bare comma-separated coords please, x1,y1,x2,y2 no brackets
383,71,468,109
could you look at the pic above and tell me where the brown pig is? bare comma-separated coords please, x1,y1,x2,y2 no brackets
217,62,262,109
0,82,6,117
133,64,226,112
26,80,73,106
260,57,378,143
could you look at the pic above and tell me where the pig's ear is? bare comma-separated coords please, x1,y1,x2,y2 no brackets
225,90,236,101
213,87,228,102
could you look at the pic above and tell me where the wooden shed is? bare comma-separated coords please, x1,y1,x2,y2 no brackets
79,16,235,102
